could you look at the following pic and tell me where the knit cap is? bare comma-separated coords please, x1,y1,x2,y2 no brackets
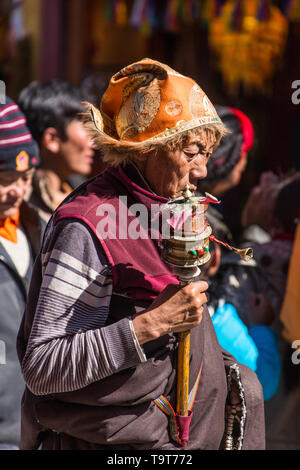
0,96,39,172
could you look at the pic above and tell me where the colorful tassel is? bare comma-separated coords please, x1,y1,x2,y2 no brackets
256,0,271,22
130,0,147,28
103,0,115,22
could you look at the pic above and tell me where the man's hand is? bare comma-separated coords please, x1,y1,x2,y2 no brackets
132,280,209,345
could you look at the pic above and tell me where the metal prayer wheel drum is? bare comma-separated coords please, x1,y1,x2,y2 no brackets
160,186,212,268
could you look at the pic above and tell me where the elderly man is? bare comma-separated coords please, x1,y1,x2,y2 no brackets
17,59,265,450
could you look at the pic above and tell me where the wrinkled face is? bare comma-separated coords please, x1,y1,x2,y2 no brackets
142,130,217,198
60,120,94,176
0,169,34,219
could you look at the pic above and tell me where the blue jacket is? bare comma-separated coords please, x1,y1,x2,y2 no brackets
212,303,281,401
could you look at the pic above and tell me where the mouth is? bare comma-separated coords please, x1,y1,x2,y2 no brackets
188,183,197,192
188,178,198,189
171,184,197,199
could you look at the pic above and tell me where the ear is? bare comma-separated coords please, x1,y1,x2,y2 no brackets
41,127,61,154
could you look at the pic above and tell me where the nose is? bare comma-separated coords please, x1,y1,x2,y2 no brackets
189,156,208,180
7,178,27,199
87,139,95,158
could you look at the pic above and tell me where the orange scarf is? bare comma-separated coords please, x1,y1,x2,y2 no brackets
0,210,20,243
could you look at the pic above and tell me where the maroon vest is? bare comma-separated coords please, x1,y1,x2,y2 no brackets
53,165,179,300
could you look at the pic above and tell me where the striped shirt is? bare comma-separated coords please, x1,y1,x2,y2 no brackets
21,218,146,396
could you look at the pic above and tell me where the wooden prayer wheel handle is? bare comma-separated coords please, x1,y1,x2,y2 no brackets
174,267,200,418
177,330,190,416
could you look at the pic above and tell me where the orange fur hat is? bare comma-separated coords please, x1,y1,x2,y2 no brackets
83,58,224,157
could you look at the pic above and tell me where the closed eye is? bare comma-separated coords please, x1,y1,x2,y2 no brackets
184,152,198,160
184,151,212,161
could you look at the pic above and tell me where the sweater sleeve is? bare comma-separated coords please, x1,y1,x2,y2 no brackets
21,219,146,396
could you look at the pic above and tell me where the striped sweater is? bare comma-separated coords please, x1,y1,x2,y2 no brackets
20,217,146,396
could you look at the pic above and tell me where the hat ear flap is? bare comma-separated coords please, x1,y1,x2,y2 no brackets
81,101,104,133
90,104,104,132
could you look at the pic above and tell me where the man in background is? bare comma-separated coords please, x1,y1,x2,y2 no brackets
18,80,95,222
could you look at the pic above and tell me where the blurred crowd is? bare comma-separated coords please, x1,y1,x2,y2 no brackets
0,78,299,450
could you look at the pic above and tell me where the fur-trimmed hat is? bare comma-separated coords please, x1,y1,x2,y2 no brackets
0,97,39,172
83,58,225,162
